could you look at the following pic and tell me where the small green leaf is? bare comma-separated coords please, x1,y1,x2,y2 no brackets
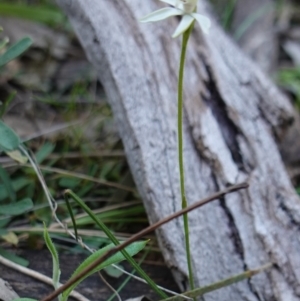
59,177,81,189
43,223,61,292
0,247,29,266
0,121,20,151
0,37,32,67
35,142,55,164
62,241,147,301
0,177,33,202
0,198,33,215
0,164,16,202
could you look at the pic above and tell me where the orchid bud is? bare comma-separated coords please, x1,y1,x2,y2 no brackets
180,0,197,13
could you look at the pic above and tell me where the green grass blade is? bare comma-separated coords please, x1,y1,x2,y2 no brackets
64,190,168,299
64,192,78,240
0,90,16,118
43,223,61,292
0,3,65,26
62,241,147,301
71,205,144,226
234,3,273,41
0,37,32,68
222,0,237,30
0,164,16,202
161,263,272,301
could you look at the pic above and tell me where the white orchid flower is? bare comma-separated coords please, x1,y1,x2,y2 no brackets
140,0,211,38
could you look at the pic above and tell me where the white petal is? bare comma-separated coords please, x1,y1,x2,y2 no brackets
172,14,194,38
191,13,211,34
140,7,183,23
160,0,177,6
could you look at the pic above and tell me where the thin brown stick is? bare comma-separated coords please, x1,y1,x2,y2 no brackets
0,255,89,301
40,182,248,301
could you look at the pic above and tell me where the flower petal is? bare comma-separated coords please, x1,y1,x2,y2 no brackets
140,7,183,23
191,13,211,34
172,14,194,38
160,0,177,6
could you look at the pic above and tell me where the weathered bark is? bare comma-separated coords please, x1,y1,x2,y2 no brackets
56,1,300,300
0,278,19,301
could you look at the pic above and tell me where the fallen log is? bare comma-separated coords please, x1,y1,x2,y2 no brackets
56,1,300,300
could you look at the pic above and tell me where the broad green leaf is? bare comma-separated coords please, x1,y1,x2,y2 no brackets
0,121,20,151
35,142,55,164
62,241,147,301
0,164,16,202
0,198,33,215
0,37,32,67
0,246,29,266
43,224,61,293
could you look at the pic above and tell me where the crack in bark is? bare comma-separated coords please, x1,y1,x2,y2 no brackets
211,173,264,301
219,197,245,260
220,196,265,301
202,62,246,173
278,198,300,229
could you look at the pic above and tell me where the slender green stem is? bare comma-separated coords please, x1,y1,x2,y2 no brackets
178,23,195,291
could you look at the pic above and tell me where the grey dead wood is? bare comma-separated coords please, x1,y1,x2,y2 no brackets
0,278,19,301
56,1,300,300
